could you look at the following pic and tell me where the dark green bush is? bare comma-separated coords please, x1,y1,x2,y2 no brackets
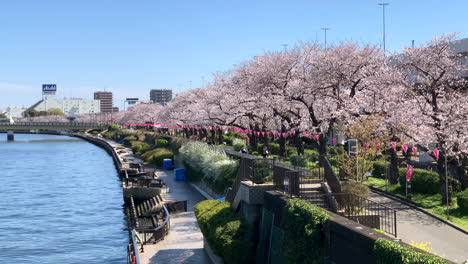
372,161,387,179
290,155,308,168
169,137,187,155
269,143,280,155
223,135,234,145
232,138,246,151
398,168,440,194
130,141,152,155
156,138,169,148
284,199,329,264
101,131,117,140
252,160,273,183
184,162,204,181
374,238,448,264
328,145,345,155
457,189,468,212
341,181,370,198
194,200,252,264
327,156,340,167
123,135,138,146
141,148,173,166
286,146,296,157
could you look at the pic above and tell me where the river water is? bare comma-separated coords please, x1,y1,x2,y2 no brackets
0,134,128,263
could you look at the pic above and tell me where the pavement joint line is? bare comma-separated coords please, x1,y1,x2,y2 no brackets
370,186,468,236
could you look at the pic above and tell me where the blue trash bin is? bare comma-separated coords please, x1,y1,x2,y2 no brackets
174,168,186,181
163,159,174,170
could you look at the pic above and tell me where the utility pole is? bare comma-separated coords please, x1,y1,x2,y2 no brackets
378,2,389,55
321,28,331,49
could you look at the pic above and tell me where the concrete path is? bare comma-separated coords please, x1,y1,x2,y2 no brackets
139,168,211,264
369,192,468,263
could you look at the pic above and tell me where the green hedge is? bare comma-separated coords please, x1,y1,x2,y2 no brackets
194,200,252,264
374,238,448,264
328,145,345,155
232,138,246,151
372,161,387,179
398,168,440,194
341,181,370,198
124,135,138,146
290,155,308,167
284,199,329,264
141,148,173,166
457,189,468,212
156,138,169,148
101,131,117,140
130,141,152,155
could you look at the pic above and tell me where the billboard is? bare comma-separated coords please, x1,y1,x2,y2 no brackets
42,84,57,95
126,98,139,105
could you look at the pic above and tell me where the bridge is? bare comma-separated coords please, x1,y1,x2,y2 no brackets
0,122,106,140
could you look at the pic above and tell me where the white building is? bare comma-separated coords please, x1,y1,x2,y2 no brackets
33,97,101,116
6,107,28,118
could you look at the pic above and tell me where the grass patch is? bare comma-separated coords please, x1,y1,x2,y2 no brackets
363,177,468,231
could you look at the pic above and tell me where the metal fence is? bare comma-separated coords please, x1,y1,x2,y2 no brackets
301,192,397,237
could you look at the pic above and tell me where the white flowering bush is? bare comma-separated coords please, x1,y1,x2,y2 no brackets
179,142,239,192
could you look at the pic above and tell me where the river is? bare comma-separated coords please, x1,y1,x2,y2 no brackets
0,133,128,263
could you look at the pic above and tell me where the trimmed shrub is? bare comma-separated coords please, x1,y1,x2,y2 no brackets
328,145,345,155
232,138,246,151
102,131,117,140
398,168,439,194
123,135,138,146
195,200,253,264
252,161,273,183
290,155,308,168
156,138,169,148
284,199,329,264
327,156,340,167
141,148,173,166
372,161,387,179
169,137,187,155
130,141,152,155
374,238,448,264
223,135,234,145
269,143,280,155
341,181,370,199
457,189,468,212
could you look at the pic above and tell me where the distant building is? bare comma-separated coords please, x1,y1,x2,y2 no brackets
31,97,100,116
112,107,119,113
150,89,172,105
94,91,114,113
6,107,28,118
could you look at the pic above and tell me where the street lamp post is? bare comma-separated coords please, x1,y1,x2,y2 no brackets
281,44,288,52
321,28,331,49
378,2,389,55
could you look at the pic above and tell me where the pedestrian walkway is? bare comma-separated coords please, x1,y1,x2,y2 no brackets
139,167,211,264
369,192,468,263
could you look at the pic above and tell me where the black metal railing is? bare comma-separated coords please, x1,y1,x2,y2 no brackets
301,192,397,237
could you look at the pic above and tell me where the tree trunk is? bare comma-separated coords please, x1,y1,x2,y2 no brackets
457,157,468,190
217,127,223,145
318,135,327,156
388,148,399,185
437,155,453,205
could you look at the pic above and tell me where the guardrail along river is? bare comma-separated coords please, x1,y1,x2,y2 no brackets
0,134,127,263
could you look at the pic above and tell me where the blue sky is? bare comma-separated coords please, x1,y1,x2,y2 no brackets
1,0,467,110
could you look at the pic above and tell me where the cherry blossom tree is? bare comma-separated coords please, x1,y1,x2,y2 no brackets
390,33,468,199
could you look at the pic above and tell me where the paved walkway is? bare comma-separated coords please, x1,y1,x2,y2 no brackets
369,192,468,263
139,167,211,264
